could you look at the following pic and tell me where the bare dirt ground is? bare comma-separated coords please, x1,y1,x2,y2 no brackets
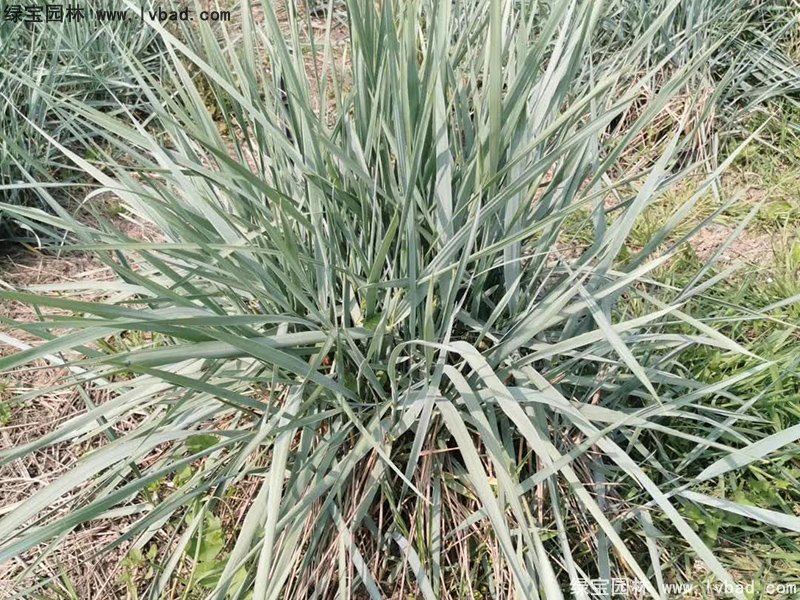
690,223,774,265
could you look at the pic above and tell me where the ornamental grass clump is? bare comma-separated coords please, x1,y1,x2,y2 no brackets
0,1,794,598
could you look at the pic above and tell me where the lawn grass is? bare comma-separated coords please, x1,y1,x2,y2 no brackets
611,109,800,593
550,90,800,595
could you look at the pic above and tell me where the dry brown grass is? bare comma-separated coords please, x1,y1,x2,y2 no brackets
0,329,129,597
0,209,166,599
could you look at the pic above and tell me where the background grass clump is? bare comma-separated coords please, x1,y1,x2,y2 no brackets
597,0,800,166
0,1,166,236
0,1,799,599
